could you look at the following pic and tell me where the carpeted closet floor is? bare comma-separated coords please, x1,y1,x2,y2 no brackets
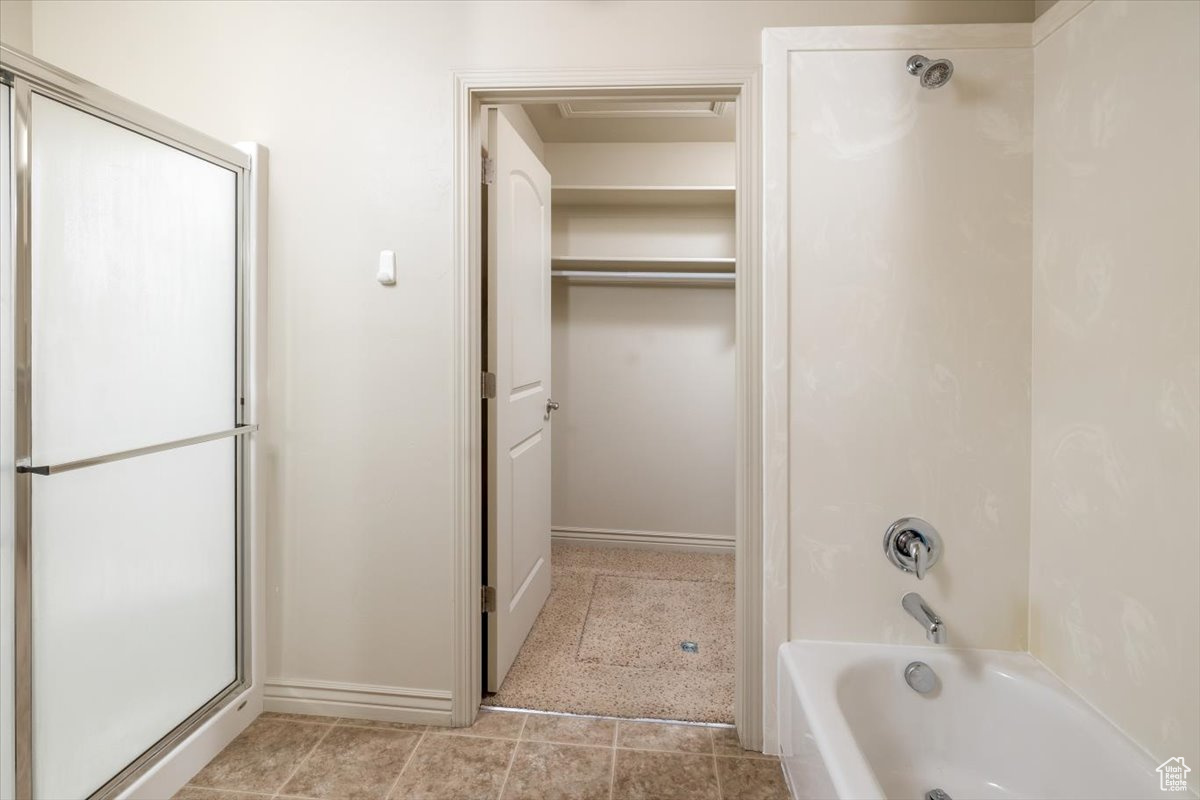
483,542,735,723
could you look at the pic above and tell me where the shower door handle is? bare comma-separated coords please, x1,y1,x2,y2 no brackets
16,424,259,476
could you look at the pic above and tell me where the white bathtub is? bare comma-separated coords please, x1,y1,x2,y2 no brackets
778,640,1175,800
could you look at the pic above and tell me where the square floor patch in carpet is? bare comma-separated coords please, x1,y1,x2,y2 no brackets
577,575,734,673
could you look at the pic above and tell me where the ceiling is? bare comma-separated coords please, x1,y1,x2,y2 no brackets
523,100,735,143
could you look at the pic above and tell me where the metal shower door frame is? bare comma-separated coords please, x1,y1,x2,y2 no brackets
1,45,254,800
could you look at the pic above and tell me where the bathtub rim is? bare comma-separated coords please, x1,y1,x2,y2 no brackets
781,640,887,799
777,638,1171,800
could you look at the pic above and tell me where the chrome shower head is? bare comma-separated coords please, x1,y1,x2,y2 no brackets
906,55,954,89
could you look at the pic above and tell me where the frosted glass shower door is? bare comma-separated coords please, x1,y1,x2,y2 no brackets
26,93,242,799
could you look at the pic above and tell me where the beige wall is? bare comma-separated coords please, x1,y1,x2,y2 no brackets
1033,0,1059,18
0,0,32,50
551,284,735,541
547,141,737,543
26,0,1034,722
1031,0,1200,786
544,142,735,187
786,45,1034,649
496,105,544,163
552,206,735,261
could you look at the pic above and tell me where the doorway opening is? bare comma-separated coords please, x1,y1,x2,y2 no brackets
452,69,763,749
483,99,736,723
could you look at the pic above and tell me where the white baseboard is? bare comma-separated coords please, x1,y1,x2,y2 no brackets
263,679,453,727
552,526,734,554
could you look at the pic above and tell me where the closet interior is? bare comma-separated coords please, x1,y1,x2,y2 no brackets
482,100,738,723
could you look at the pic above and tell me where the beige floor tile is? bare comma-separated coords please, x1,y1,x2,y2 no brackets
172,788,272,800
521,714,615,747
616,720,712,754
715,757,790,800
280,726,421,800
611,749,719,800
259,712,338,724
711,727,774,759
338,717,429,732
432,709,526,740
389,734,516,800
188,718,328,794
499,741,612,800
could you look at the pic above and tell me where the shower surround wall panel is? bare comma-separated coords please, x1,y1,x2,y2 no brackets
1030,0,1200,786
785,46,1033,649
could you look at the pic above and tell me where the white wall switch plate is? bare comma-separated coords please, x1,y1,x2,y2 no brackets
377,250,396,285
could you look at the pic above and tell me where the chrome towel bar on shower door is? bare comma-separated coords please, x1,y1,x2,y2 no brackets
16,423,259,476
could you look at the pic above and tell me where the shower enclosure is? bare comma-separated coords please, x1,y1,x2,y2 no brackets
763,4,1199,789
1,47,262,799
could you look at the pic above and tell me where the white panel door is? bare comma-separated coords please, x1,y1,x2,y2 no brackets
486,108,553,691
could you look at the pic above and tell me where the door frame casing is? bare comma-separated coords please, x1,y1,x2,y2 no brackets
451,67,764,750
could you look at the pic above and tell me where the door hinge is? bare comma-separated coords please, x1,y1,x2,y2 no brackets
481,585,496,614
482,156,495,186
481,371,496,399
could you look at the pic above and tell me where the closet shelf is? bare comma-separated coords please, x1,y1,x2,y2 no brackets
550,256,735,273
552,185,735,207
551,271,734,286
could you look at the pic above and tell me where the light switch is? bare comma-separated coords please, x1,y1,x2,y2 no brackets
377,250,397,285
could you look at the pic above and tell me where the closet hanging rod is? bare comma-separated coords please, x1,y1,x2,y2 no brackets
550,271,735,285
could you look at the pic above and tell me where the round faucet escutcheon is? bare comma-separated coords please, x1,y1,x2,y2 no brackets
883,517,943,579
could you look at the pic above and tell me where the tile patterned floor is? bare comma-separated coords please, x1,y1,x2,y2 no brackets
176,709,788,800
483,544,736,722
